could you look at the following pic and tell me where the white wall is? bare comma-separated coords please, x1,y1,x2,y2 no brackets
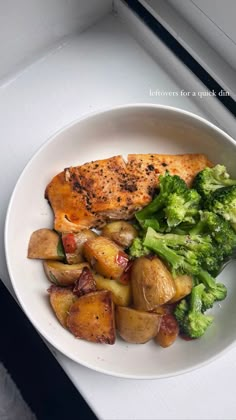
0,0,111,81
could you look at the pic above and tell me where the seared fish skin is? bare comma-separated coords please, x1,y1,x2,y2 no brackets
45,154,212,233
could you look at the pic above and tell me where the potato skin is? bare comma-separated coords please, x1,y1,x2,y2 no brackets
62,230,97,264
48,285,77,327
43,261,90,286
151,304,175,316
28,228,64,260
67,290,116,344
155,314,179,348
116,306,161,344
83,236,129,279
94,273,132,306
131,257,176,311
168,275,193,303
101,221,138,248
73,267,96,296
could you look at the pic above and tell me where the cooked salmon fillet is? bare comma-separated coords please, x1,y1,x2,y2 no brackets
45,154,212,232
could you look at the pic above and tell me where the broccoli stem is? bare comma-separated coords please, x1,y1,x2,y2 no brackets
143,227,198,275
144,228,186,247
135,195,163,221
190,283,205,313
197,269,216,289
197,269,227,303
144,233,181,266
189,219,206,235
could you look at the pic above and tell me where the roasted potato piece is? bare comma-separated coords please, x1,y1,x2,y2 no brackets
116,306,161,344
43,261,90,286
67,290,116,344
94,273,132,306
28,228,64,260
62,230,97,264
101,221,138,248
83,236,129,279
73,267,96,296
131,256,176,311
168,275,193,303
151,304,175,316
48,285,77,328
155,314,179,348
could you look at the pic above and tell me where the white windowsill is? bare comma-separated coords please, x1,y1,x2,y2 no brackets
0,8,236,420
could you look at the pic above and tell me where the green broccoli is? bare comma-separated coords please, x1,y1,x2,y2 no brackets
201,292,215,312
201,288,227,312
165,189,201,228
136,172,201,230
197,270,227,311
180,284,214,338
143,228,214,276
143,228,198,276
140,210,167,232
206,185,236,231
135,172,187,227
193,164,236,199
174,299,189,324
171,221,198,234
128,237,150,258
190,211,236,266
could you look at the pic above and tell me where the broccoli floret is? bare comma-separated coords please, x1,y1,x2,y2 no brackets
165,189,201,227
190,211,236,264
140,210,167,232
175,285,216,337
136,172,201,231
201,252,223,277
201,285,227,312
197,270,227,312
193,164,236,199
143,228,214,275
135,172,187,225
201,292,215,312
206,185,236,231
174,299,189,324
128,237,150,258
181,284,214,338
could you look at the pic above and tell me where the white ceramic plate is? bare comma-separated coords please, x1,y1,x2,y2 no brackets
5,104,236,379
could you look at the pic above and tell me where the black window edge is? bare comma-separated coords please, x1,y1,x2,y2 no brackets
123,0,236,118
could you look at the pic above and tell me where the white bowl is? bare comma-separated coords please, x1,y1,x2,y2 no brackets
5,104,236,379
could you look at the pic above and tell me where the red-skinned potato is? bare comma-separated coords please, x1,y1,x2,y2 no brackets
62,230,97,264
43,260,90,286
48,285,78,328
131,256,176,311
73,267,96,296
28,229,64,260
83,236,129,279
94,273,132,306
168,275,193,303
155,314,179,347
115,306,161,344
67,290,116,344
101,221,138,248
